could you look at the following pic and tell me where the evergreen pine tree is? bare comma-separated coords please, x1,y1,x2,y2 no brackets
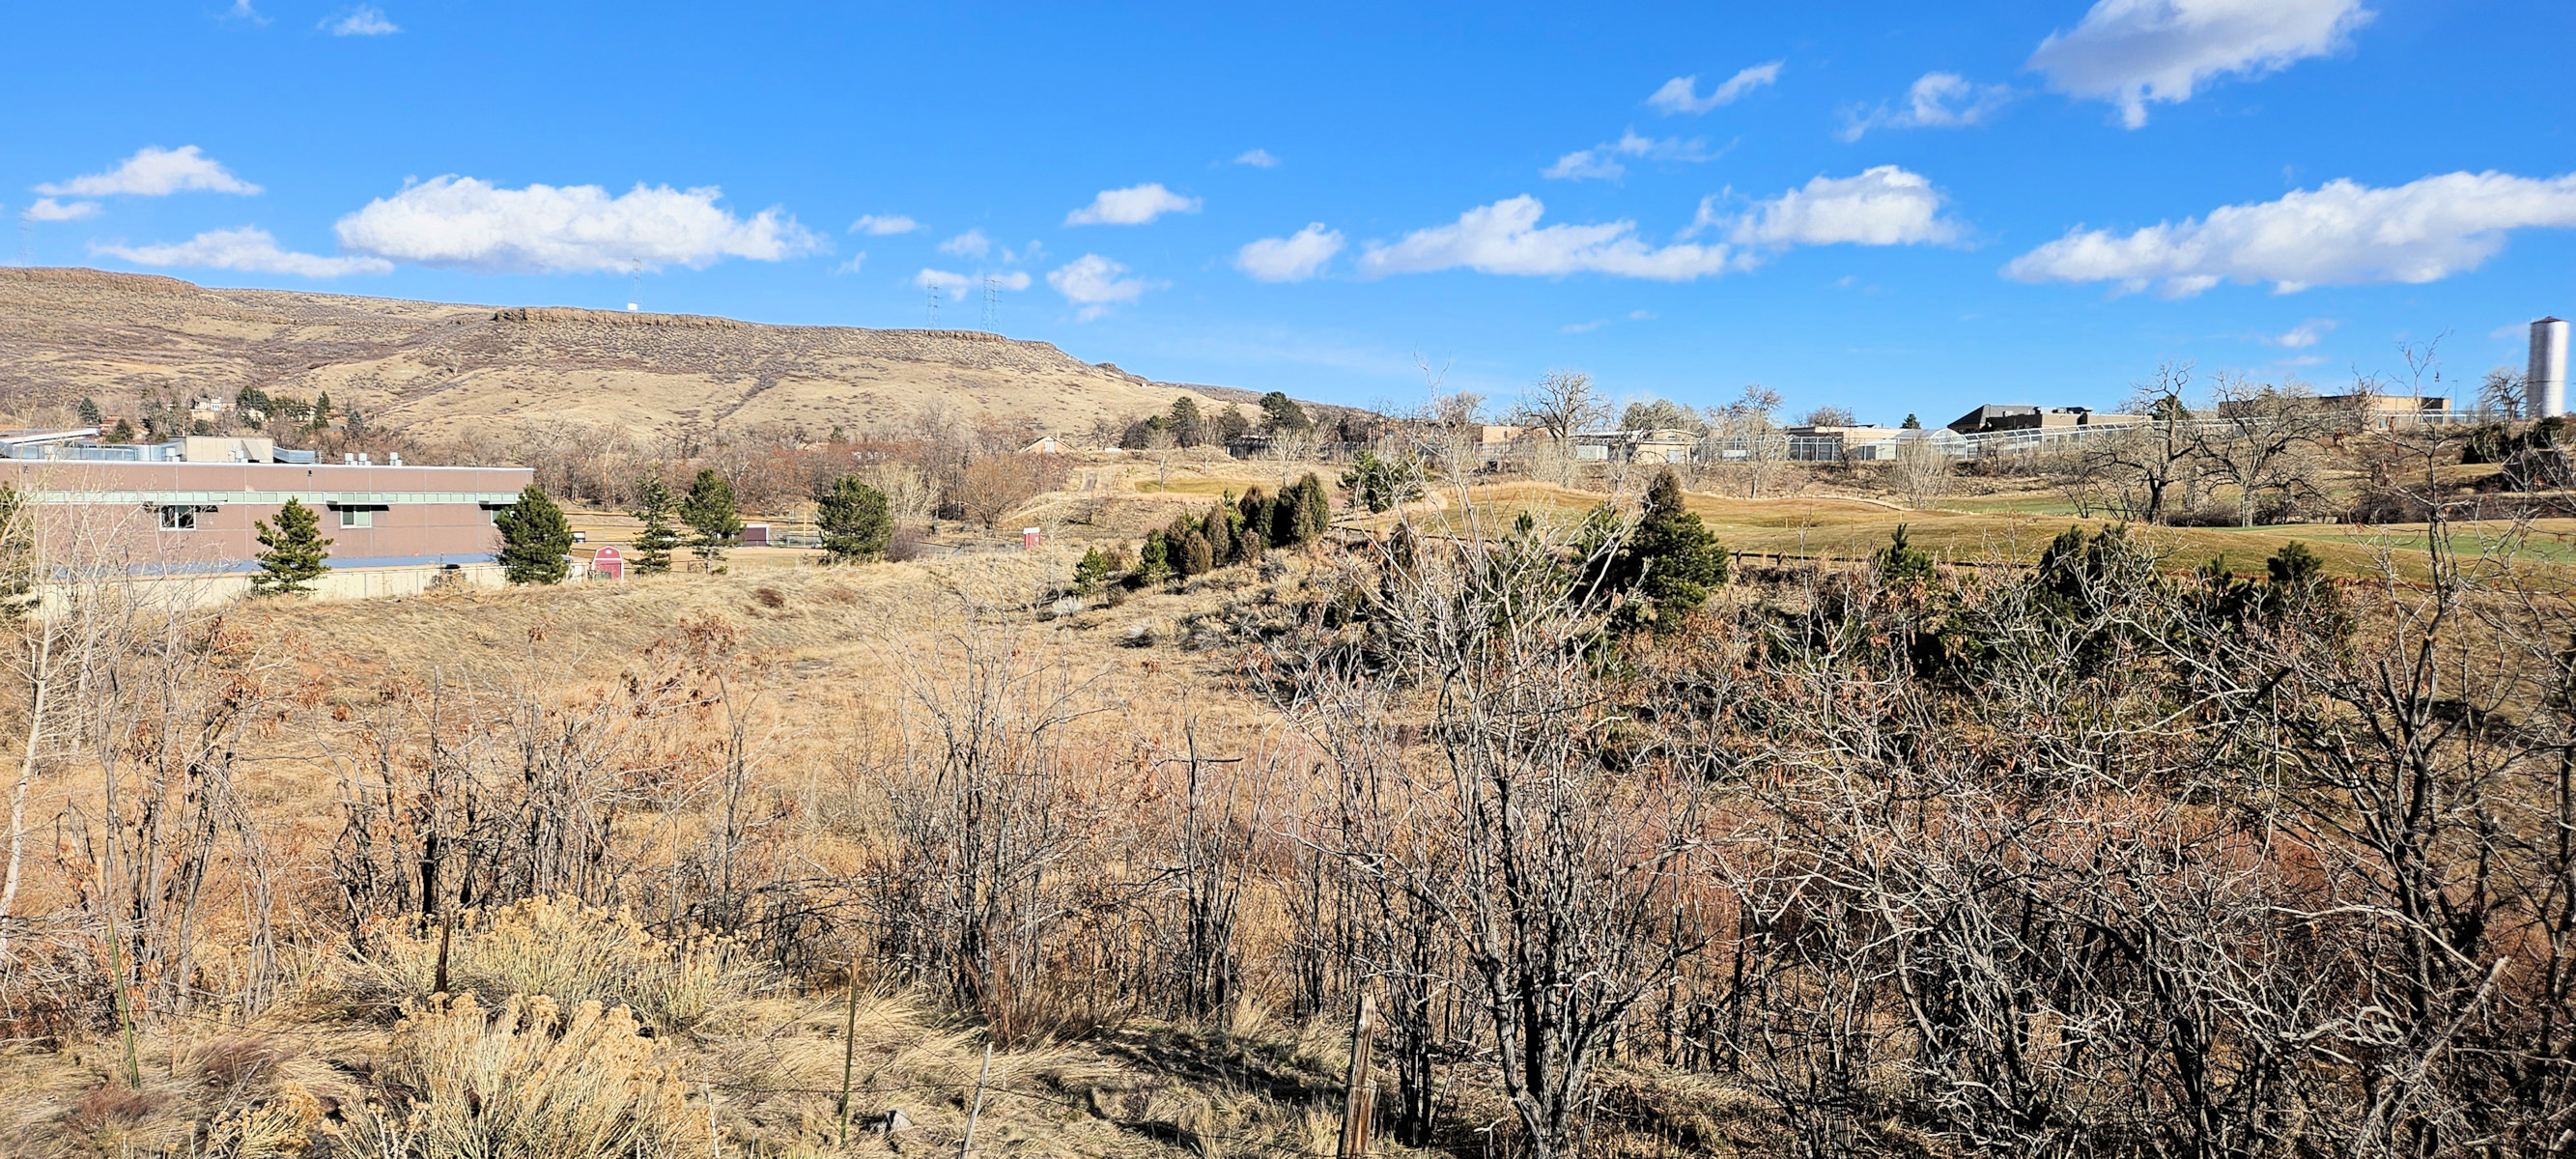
76,398,100,426
1872,523,1937,586
1259,390,1312,434
815,476,893,562
1901,412,1922,430
250,497,333,596
1203,499,1235,564
495,484,574,584
312,391,334,430
632,475,681,574
1137,530,1173,585
1237,489,1274,551
1605,468,1726,631
1179,529,1215,576
1168,397,1206,447
1162,515,1200,578
2255,540,2346,634
681,469,742,568
1073,548,1114,595
1268,487,1300,548
1296,473,1332,543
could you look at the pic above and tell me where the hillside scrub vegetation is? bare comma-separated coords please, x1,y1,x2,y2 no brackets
3,399,2576,1157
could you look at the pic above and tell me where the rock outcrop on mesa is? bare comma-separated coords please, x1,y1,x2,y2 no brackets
0,267,1236,441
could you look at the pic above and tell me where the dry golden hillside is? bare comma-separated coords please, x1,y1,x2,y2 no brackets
0,266,1243,443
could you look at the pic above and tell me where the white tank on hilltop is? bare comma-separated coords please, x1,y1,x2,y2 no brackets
2534,317,2569,417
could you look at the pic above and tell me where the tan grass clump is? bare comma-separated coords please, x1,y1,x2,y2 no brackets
203,1082,325,1159
351,896,758,1032
367,994,710,1159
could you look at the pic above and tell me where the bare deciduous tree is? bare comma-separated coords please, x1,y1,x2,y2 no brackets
2092,359,2202,522
2193,373,2344,525
1886,436,1953,509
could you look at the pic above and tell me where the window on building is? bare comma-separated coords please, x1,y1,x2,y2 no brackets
157,506,197,531
339,507,374,528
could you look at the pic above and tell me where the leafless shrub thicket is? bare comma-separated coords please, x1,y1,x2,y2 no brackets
5,415,2576,1158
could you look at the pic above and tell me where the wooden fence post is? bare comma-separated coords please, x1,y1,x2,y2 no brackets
957,1039,994,1159
836,964,863,1148
1339,992,1377,1159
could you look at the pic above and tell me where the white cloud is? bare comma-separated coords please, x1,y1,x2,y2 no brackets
1839,73,2017,141
1628,309,1656,321
1543,131,1715,182
325,6,399,35
225,0,268,23
1234,149,1281,168
21,198,99,222
37,145,261,197
939,228,991,258
851,213,920,235
1357,196,1739,282
1561,319,1607,333
1647,62,1783,114
2002,171,2576,296
1047,254,1149,319
93,227,391,278
1064,183,1201,226
1717,166,1964,248
916,269,972,299
1234,223,1345,283
924,268,1033,294
2026,0,2372,128
333,176,820,273
2260,319,2335,348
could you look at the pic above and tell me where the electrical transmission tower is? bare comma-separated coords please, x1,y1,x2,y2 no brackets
925,284,942,328
981,274,1000,331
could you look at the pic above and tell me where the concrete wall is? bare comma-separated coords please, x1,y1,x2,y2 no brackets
35,561,527,614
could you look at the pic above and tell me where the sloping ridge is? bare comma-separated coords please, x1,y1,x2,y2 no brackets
0,267,1244,445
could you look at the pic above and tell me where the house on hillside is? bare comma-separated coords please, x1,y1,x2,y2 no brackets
1022,435,1062,454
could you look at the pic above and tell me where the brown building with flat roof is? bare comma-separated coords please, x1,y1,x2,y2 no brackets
0,458,531,575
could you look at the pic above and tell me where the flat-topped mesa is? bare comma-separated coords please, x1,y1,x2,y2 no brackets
490,306,752,329
0,266,198,296
0,268,1265,440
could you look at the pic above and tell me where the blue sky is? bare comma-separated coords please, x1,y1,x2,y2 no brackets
7,1,2572,424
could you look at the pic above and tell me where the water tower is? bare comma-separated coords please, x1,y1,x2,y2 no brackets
2534,317,2569,417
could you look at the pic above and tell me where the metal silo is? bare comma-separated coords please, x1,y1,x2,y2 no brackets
2534,317,2569,417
